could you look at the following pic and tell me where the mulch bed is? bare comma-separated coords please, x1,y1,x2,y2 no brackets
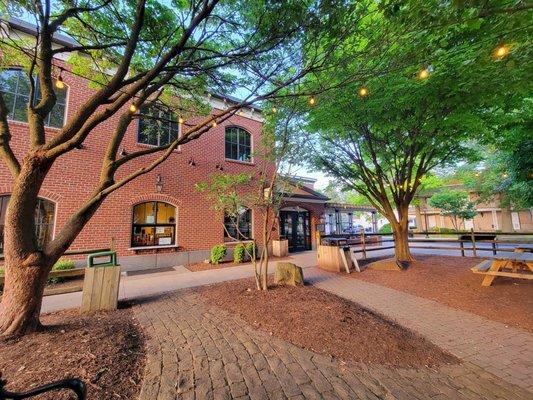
186,256,292,272
353,255,533,332
199,278,458,368
0,304,145,399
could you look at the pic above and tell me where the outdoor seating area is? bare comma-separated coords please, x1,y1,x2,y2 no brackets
472,252,533,286
1,1,532,399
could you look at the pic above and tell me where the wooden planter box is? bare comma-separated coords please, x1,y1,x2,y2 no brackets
317,245,355,273
272,239,289,257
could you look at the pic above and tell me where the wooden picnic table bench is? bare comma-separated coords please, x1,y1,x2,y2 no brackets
471,252,533,286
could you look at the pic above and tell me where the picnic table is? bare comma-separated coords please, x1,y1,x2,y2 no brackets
471,252,533,286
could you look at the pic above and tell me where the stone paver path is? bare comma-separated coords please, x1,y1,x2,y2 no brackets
134,289,532,400
305,267,533,393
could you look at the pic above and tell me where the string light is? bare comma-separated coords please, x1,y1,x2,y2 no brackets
493,44,509,59
358,87,369,97
418,68,430,79
272,106,277,114
55,74,64,89
212,121,217,127
129,104,137,113
308,96,316,106
178,116,184,124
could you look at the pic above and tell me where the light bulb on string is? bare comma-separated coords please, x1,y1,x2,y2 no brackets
358,87,369,97
212,121,217,128
178,116,184,124
55,74,65,89
129,104,137,113
308,96,316,106
493,44,509,59
272,106,277,114
418,68,430,80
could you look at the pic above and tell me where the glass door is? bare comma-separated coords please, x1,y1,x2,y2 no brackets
280,210,311,252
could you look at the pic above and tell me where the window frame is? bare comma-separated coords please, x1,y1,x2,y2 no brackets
131,201,177,248
0,195,56,256
223,207,253,242
224,126,252,163
136,104,182,148
0,68,68,128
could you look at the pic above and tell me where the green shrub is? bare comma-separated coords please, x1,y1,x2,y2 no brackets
47,258,76,284
378,223,392,234
210,244,227,265
245,242,257,260
233,244,245,263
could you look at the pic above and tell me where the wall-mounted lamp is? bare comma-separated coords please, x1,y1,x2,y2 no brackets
155,174,163,193
216,163,224,171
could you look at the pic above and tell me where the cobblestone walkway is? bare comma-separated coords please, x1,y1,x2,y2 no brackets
305,267,533,393
134,290,531,400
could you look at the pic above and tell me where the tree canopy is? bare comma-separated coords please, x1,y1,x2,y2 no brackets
294,0,532,260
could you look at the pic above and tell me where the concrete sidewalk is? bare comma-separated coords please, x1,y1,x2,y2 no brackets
41,251,318,313
306,267,533,393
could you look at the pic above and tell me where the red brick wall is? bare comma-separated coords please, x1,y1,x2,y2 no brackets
0,65,274,260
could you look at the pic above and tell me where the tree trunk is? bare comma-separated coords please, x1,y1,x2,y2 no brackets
392,224,414,262
392,205,414,262
0,156,54,337
0,257,51,338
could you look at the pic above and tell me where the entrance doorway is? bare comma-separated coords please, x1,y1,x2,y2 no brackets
279,210,311,252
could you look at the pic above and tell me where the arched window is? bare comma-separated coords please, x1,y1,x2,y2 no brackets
0,69,67,128
137,104,180,146
132,201,176,247
0,195,55,254
224,207,252,241
225,127,251,162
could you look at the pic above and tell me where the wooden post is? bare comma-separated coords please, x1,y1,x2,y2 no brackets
470,228,477,257
361,230,367,259
460,241,465,257
492,242,497,256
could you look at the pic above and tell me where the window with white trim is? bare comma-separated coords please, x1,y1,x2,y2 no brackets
225,127,251,162
0,68,67,128
0,195,55,255
137,104,180,146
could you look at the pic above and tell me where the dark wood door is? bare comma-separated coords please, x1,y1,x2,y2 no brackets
279,210,311,252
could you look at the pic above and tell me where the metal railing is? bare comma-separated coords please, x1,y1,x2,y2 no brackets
0,248,111,262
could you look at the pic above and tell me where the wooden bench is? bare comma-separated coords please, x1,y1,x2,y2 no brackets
471,254,533,286
0,268,85,286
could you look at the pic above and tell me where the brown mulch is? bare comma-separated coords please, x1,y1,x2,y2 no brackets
186,256,292,272
199,278,458,368
353,255,533,332
0,304,145,399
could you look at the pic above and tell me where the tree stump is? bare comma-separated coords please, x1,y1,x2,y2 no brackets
275,262,304,286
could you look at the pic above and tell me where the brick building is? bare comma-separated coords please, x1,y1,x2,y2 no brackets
0,18,347,271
